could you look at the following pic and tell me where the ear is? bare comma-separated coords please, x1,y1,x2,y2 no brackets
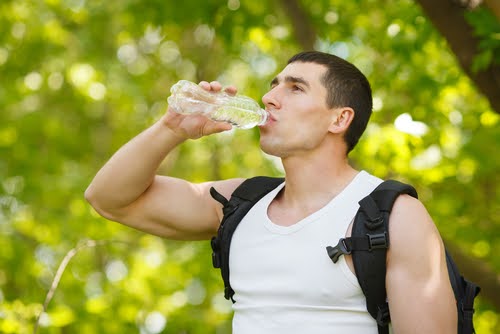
328,107,354,134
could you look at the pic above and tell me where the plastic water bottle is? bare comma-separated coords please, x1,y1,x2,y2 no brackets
167,80,268,129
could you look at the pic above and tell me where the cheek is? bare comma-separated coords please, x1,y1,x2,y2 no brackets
281,120,327,150
293,105,331,133
295,126,326,148
290,98,329,119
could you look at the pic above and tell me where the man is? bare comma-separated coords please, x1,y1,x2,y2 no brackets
85,51,456,333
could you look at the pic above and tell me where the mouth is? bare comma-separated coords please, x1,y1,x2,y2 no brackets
259,112,276,128
266,110,277,122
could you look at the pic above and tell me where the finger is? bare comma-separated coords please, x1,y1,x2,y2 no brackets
201,118,231,134
210,81,222,92
219,122,233,131
199,81,211,91
224,85,238,96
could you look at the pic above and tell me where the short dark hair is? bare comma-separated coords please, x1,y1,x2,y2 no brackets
287,51,373,154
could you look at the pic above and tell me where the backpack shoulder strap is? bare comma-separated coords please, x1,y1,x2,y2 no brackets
210,176,284,302
327,179,417,334
445,249,481,334
352,180,417,334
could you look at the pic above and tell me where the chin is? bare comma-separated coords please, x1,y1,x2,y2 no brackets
259,140,288,158
259,130,298,158
259,140,277,156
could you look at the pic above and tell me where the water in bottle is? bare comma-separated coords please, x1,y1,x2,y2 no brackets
167,80,268,129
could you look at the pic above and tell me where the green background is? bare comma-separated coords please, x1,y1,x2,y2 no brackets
1,0,498,333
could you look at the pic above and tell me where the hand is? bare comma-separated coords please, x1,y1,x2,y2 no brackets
163,81,237,140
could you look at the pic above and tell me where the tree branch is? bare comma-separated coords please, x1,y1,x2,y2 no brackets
484,0,500,21
415,0,500,113
33,239,135,334
277,0,316,50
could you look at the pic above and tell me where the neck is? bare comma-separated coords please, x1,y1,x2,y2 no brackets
279,149,359,210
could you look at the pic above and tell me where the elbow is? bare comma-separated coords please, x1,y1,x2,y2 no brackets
84,185,113,220
84,185,98,208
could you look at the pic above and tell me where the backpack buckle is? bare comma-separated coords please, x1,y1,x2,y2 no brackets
367,232,388,251
326,238,352,263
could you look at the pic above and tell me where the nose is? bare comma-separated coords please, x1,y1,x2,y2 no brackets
262,87,281,110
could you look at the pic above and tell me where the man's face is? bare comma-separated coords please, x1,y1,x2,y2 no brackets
259,62,336,158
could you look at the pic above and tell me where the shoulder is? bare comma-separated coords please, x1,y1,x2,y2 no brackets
357,170,384,189
208,177,246,199
205,178,246,220
210,176,283,200
386,194,443,271
389,194,435,238
209,176,283,219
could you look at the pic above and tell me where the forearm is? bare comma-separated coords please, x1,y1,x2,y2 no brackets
85,116,185,212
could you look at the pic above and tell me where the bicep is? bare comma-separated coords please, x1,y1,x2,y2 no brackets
109,176,244,240
386,195,456,334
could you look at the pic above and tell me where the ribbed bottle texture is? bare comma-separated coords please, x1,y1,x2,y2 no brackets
167,80,268,129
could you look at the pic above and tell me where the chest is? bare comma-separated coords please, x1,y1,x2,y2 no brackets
229,202,362,306
267,198,334,227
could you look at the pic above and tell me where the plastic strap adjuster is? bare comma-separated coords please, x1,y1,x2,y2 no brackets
224,286,235,302
212,253,220,268
359,196,384,230
211,237,221,268
376,303,391,326
365,215,384,230
461,302,475,321
326,238,352,263
367,232,388,251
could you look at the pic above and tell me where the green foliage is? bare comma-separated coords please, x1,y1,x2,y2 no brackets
465,7,500,72
0,0,498,333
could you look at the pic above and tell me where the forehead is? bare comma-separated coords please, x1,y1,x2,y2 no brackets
276,62,328,85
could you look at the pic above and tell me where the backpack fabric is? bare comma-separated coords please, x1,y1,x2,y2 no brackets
210,176,480,334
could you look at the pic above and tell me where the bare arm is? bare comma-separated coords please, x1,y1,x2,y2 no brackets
386,195,456,334
85,81,244,240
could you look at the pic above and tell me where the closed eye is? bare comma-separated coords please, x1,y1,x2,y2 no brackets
291,84,304,92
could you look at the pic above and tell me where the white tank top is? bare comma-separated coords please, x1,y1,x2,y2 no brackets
229,171,385,334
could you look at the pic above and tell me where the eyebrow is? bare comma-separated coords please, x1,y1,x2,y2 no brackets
270,75,310,88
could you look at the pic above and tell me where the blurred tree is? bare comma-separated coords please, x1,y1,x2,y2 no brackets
416,0,500,113
480,0,500,20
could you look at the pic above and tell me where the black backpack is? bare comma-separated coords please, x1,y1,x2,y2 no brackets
210,176,480,334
